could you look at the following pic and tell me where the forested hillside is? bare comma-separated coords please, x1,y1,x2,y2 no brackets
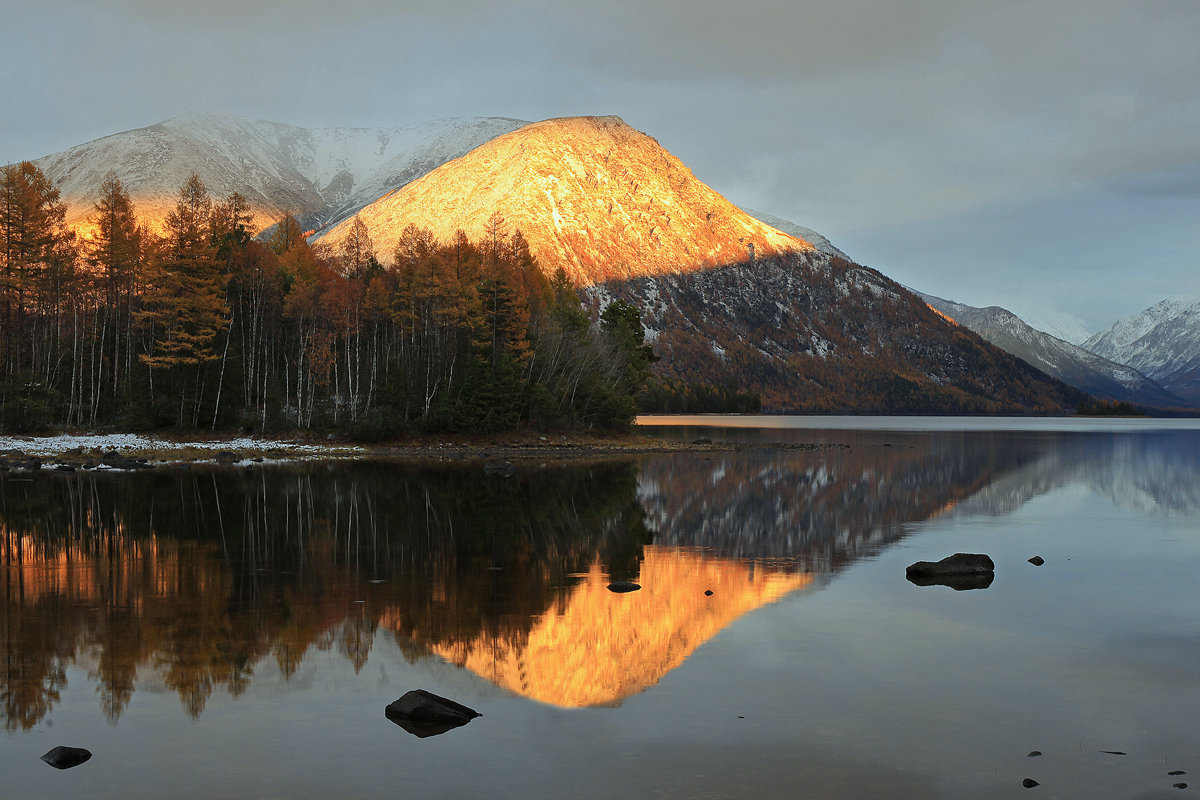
0,162,649,434
590,254,1091,414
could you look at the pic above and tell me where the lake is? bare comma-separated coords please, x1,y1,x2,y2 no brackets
4,417,1200,799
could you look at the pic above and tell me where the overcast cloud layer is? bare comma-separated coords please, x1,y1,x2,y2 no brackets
3,0,1198,331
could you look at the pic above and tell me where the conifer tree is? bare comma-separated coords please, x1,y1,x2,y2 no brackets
0,161,68,379
86,173,141,419
138,175,229,425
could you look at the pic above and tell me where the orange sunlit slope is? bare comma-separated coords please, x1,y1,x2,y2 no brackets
317,116,811,286
426,546,812,707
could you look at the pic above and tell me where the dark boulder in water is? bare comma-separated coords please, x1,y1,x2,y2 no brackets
906,553,995,590
607,581,641,593
386,689,481,738
1028,556,1045,566
40,746,92,770
906,553,994,577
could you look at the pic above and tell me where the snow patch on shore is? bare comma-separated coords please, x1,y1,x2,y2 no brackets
0,433,362,458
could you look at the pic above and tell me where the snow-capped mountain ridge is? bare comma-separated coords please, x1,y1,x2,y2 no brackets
1083,296,1200,403
918,292,1185,407
32,112,530,236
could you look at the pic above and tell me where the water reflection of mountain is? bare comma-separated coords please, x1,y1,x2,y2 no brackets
947,431,1200,518
637,435,1041,567
426,549,810,707
1,433,1126,727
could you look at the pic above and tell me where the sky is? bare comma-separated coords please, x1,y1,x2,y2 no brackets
2,0,1198,337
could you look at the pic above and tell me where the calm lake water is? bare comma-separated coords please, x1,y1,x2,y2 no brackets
4,417,1200,799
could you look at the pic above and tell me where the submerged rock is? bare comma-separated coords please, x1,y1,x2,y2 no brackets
607,581,641,593
40,746,92,770
385,689,481,738
215,450,240,464
483,460,516,477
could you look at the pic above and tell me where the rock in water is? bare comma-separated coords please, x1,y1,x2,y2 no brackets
385,689,481,738
906,553,995,577
1022,778,1039,788
607,581,641,593
906,553,995,590
1028,556,1045,566
40,746,92,769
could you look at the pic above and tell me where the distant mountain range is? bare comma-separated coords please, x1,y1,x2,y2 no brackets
21,111,1190,413
917,293,1185,408
1084,297,1200,404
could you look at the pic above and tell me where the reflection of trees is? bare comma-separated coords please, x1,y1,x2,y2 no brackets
0,461,650,728
3,429,1129,728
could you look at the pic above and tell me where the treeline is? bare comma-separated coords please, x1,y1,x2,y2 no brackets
639,378,761,414
0,163,654,434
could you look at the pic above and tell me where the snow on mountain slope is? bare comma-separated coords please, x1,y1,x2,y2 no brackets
316,116,812,286
31,112,528,236
740,208,850,261
1013,311,1092,346
1084,296,1200,403
918,292,1186,408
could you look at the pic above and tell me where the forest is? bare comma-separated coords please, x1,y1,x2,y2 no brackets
0,162,655,435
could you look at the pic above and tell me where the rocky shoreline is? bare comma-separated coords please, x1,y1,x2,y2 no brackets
0,431,831,472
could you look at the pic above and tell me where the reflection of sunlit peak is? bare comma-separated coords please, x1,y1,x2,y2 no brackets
429,547,812,708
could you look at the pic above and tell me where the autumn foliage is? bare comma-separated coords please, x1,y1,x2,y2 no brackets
0,165,649,433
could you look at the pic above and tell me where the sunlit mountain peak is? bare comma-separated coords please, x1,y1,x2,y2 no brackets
316,115,812,286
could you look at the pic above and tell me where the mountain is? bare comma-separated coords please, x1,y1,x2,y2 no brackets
25,112,1093,414
588,251,1088,413
1084,297,1200,404
917,292,1186,408
316,116,810,286
313,114,1085,413
740,207,850,261
31,112,529,236
1012,312,1091,346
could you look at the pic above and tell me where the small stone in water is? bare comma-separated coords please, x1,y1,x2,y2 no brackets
607,581,641,593
1169,771,1187,776
704,589,714,596
1099,750,1126,755
41,746,92,769
1022,778,1039,788
1174,784,1188,790
1027,751,1042,757
1028,556,1045,566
